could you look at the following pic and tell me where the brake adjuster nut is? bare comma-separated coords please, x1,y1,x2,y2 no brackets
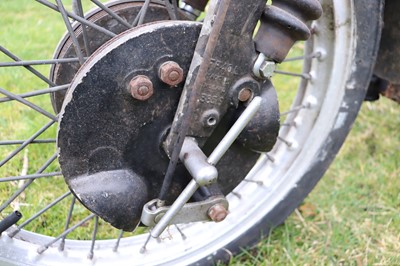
208,204,229,223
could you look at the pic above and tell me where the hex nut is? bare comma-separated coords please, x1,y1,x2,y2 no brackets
159,61,184,86
129,75,154,101
259,61,276,79
208,204,228,223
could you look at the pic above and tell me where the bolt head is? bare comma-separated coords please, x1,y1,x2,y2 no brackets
259,61,276,79
208,204,228,223
129,75,154,101
159,61,184,86
238,88,253,102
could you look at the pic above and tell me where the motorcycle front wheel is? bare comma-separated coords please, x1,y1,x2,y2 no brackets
0,0,383,265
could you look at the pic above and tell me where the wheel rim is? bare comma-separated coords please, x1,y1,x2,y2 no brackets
0,0,355,265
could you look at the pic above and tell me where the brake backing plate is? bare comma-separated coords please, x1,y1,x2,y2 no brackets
58,21,263,231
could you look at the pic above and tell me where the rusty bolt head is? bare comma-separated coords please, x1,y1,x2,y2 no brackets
208,204,229,223
129,75,154,101
238,88,253,102
159,61,184,86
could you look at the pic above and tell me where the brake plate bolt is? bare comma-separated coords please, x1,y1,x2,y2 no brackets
208,204,228,223
130,75,154,101
159,61,184,86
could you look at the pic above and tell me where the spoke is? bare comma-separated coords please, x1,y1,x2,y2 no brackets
0,84,68,103
280,104,307,116
174,224,187,240
0,119,56,168
231,191,242,199
274,70,312,80
243,179,263,185
8,191,72,238
91,0,132,30
37,214,95,254
140,233,152,254
59,197,76,251
55,0,85,65
35,0,116,38
0,172,62,183
266,153,275,163
0,87,57,121
0,152,58,212
283,51,321,62
164,0,179,20
137,0,151,26
0,58,83,67
87,216,99,260
113,230,124,252
0,139,55,145
277,136,293,147
0,46,56,87
281,122,296,127
73,0,91,56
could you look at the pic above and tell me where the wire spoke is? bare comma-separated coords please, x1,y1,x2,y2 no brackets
8,191,72,238
88,216,99,260
0,172,62,183
0,87,57,121
59,197,76,251
281,122,296,127
243,179,263,185
0,58,83,67
277,136,293,147
133,0,151,26
113,230,124,252
266,153,275,163
35,0,116,38
274,70,311,80
231,191,242,199
73,0,91,56
174,224,186,240
37,214,96,254
0,46,56,87
55,0,85,65
90,0,132,30
283,51,321,62
0,84,68,103
164,0,179,20
0,152,58,213
0,139,55,145
0,120,56,168
280,104,308,116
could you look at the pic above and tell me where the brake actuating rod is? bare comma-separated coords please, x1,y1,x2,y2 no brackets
149,96,262,239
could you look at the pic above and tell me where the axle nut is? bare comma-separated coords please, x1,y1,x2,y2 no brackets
130,75,154,101
208,204,228,223
159,61,184,86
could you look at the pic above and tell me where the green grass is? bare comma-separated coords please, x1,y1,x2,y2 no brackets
231,98,400,265
0,0,399,264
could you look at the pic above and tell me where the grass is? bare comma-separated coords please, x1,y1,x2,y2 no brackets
231,98,400,265
0,0,399,264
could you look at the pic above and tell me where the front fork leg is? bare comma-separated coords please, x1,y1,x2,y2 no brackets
161,0,322,198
